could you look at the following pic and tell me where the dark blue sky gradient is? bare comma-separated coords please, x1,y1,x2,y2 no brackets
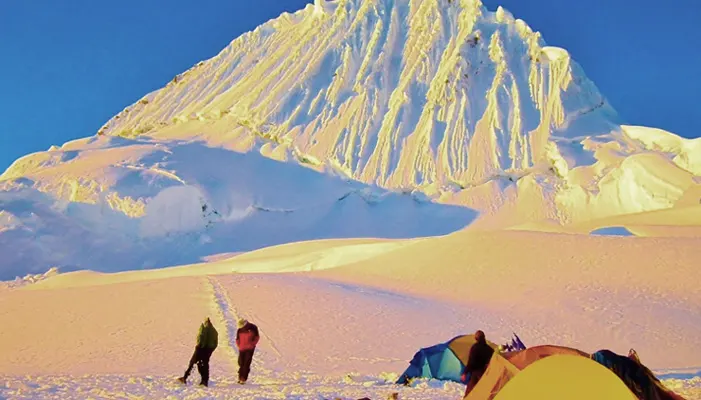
0,0,698,170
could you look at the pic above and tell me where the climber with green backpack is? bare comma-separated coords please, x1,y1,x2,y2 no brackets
178,317,219,387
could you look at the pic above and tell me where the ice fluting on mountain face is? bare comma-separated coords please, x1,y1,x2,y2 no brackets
94,0,617,190
1,0,699,277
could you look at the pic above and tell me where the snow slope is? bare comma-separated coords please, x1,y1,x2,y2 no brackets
1,1,699,398
0,138,475,279
1,230,699,399
1,0,700,277
83,0,699,224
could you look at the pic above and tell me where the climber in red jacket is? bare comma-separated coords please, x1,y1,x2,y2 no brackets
235,318,260,384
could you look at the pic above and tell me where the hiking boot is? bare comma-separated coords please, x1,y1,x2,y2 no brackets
199,381,208,387
237,379,246,385
177,377,186,384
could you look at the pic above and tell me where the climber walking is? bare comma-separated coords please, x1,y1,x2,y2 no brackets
178,317,218,387
235,318,260,384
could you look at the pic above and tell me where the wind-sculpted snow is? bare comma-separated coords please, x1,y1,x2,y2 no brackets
96,0,615,188
0,138,476,279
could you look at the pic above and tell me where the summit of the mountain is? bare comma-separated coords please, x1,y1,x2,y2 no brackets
1,0,700,277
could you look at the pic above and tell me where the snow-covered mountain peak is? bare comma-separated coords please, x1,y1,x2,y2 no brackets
1,0,700,278
92,0,610,190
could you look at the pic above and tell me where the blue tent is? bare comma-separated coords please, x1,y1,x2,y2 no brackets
397,334,498,384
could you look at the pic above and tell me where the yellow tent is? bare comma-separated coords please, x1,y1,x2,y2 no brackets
464,345,590,400
493,354,637,400
448,334,499,365
463,352,520,400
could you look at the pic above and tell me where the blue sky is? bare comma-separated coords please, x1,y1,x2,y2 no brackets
0,0,699,170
